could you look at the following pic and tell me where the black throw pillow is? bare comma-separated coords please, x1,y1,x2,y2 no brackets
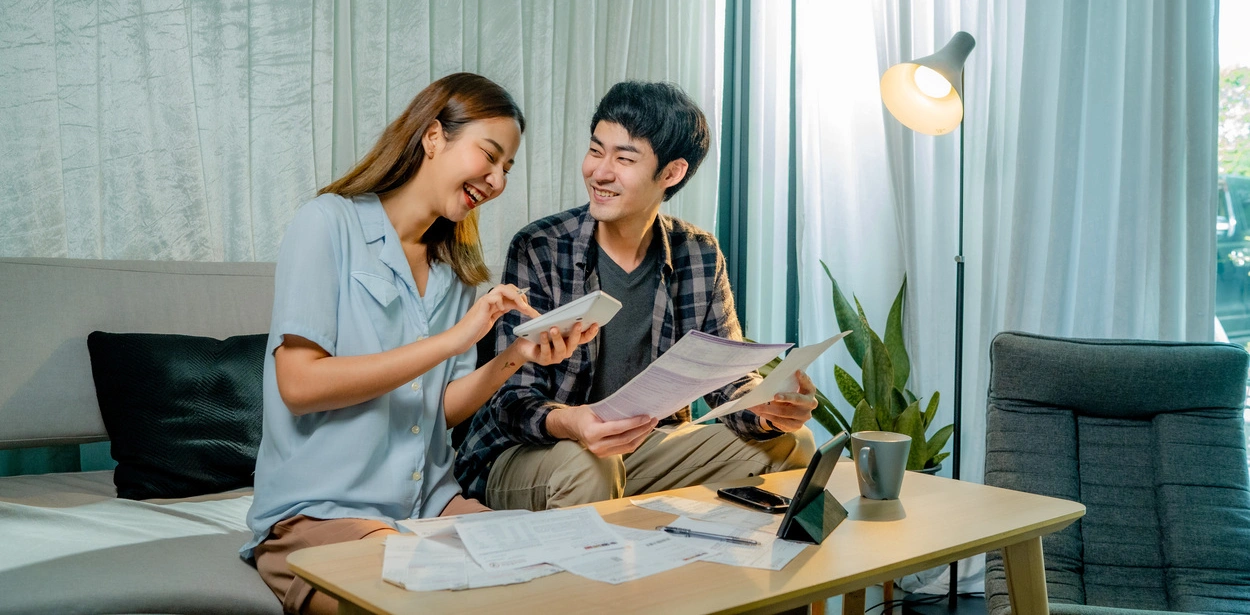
87,332,266,500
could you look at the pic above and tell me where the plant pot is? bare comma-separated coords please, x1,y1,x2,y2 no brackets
911,462,942,476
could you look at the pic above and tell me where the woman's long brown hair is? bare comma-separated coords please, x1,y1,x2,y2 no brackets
320,73,525,286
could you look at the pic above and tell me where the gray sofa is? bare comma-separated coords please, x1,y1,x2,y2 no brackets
0,258,282,614
983,331,1250,615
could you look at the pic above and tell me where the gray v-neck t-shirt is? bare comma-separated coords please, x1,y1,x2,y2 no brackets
589,239,661,404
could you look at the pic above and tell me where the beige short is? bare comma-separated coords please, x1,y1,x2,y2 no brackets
485,423,816,511
254,495,489,615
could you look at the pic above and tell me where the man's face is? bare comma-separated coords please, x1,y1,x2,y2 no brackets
581,121,672,225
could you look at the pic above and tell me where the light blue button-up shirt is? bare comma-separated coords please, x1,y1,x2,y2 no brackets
242,193,476,560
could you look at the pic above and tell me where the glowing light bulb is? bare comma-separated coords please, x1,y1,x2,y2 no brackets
913,66,952,98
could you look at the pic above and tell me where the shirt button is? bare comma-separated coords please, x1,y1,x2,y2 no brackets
418,335,428,341
410,425,421,436
411,471,422,481
410,381,421,392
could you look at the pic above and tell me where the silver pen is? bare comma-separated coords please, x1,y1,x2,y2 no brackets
655,525,760,546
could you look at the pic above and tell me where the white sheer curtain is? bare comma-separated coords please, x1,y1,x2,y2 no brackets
0,0,725,274
739,0,793,346
795,0,1218,593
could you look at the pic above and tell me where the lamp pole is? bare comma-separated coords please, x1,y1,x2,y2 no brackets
878,30,975,609
949,71,966,610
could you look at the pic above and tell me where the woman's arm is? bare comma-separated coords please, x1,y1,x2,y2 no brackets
277,283,539,416
275,332,462,415
443,322,599,427
443,343,527,427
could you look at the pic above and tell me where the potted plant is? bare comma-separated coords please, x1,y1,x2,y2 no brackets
820,264,952,472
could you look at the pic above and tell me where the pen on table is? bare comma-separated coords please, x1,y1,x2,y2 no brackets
655,525,760,546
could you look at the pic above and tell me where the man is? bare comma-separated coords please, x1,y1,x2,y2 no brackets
455,81,818,511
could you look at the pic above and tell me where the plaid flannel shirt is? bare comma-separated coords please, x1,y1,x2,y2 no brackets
454,204,783,500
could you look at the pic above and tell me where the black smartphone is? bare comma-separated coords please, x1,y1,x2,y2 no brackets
716,486,792,513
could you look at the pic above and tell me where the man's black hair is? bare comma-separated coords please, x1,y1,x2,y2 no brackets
590,81,710,201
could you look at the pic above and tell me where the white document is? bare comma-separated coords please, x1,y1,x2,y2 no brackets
381,534,560,592
554,526,710,585
396,509,529,538
630,495,776,529
666,516,808,571
590,331,792,422
695,331,851,424
455,506,624,570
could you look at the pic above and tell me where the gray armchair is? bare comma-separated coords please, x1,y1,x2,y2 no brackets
983,332,1250,615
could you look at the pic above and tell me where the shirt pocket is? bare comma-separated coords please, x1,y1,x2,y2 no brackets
351,270,406,349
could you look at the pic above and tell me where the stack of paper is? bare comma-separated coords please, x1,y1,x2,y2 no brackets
383,498,813,592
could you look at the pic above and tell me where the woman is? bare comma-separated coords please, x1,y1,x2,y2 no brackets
242,73,596,614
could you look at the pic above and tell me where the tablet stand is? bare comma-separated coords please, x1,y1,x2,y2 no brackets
780,490,848,544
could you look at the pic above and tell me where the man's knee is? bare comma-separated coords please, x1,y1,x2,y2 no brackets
763,426,817,472
785,426,817,468
544,440,625,507
488,440,625,510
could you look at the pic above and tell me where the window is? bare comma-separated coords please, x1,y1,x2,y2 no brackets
1215,2,1250,465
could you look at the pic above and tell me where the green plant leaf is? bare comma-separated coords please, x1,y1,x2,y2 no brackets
930,452,950,468
890,388,907,422
894,402,926,471
821,261,866,367
814,389,852,433
812,402,849,438
904,388,918,405
923,391,940,430
834,365,864,410
884,276,910,390
851,399,878,433
859,305,894,415
925,424,954,463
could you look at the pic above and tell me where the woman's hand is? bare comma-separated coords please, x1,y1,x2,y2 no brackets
447,284,541,354
509,322,599,366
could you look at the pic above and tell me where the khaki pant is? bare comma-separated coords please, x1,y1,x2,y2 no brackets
485,424,816,511
254,496,489,615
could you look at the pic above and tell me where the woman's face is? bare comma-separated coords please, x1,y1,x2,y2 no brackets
424,116,522,222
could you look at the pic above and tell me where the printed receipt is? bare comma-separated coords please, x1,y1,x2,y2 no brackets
590,331,792,422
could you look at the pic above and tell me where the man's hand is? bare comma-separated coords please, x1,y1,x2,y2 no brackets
509,322,599,366
747,370,818,432
545,405,658,457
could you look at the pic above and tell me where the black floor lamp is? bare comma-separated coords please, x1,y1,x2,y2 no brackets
879,30,976,608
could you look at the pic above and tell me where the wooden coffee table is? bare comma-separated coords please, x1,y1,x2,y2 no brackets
289,463,1083,615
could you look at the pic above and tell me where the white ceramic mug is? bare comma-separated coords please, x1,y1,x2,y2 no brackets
850,431,911,500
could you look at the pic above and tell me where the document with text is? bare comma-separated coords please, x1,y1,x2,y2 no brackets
554,526,710,585
455,507,624,570
590,331,792,422
695,331,851,424
396,509,528,538
381,534,559,592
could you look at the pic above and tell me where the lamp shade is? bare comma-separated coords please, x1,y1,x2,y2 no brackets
880,31,976,135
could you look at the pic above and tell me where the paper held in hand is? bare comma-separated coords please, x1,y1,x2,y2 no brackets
588,331,790,422
588,330,849,423
694,331,851,424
